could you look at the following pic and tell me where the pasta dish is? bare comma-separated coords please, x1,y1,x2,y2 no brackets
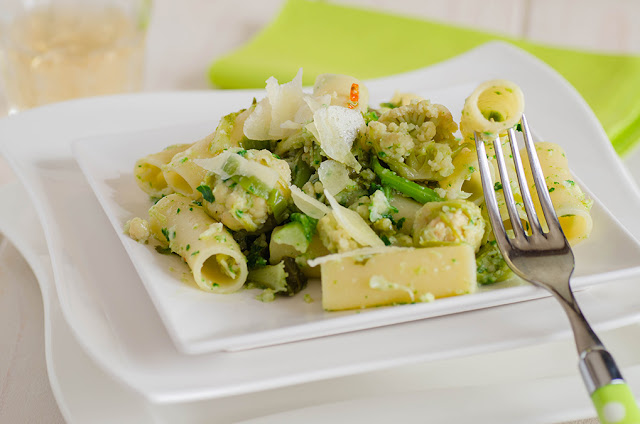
126,71,592,310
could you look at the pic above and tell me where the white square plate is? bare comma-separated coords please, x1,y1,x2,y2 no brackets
3,42,640,402
72,74,640,354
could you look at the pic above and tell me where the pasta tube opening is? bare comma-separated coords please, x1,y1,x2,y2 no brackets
163,168,197,197
192,252,246,293
134,143,192,197
461,79,524,141
135,162,167,192
558,213,592,243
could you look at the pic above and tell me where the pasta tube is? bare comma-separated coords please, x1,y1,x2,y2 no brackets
520,142,593,244
319,245,477,311
162,109,250,198
134,143,192,197
148,194,248,293
460,79,524,142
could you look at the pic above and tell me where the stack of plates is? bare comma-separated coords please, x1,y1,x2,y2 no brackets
2,42,640,423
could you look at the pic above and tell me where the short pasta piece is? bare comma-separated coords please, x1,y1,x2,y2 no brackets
148,193,248,293
460,79,524,142
521,142,593,244
134,143,192,197
320,245,477,311
162,109,250,198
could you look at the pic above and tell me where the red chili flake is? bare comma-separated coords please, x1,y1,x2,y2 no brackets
347,83,359,109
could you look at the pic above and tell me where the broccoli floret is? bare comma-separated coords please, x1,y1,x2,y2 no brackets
368,189,398,222
247,257,307,298
363,100,459,181
476,241,513,285
413,200,485,251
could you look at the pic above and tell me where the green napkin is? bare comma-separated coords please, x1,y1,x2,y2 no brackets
209,0,640,155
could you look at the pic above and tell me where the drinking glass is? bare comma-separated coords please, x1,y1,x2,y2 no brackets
0,0,151,114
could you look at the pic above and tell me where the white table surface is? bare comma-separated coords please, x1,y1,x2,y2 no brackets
1,0,639,422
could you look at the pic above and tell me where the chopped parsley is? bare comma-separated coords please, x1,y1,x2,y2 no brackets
549,187,555,193
196,184,215,203
380,234,391,246
161,227,170,242
494,182,503,191
395,217,406,230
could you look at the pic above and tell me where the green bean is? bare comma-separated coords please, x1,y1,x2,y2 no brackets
292,155,313,188
230,175,270,199
371,157,442,204
268,189,288,223
240,137,271,151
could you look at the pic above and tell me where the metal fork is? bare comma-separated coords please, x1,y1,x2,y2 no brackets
475,114,640,423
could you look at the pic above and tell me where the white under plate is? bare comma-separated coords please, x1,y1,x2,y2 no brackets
72,92,640,354
2,42,640,403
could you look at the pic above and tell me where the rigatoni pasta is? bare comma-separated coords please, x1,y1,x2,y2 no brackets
460,79,525,142
318,245,476,311
163,109,250,198
134,143,192,197
149,194,248,293
520,142,593,244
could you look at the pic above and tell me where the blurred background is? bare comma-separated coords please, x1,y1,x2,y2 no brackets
0,0,638,115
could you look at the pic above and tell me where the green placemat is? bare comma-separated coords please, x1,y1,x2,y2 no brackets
209,0,640,155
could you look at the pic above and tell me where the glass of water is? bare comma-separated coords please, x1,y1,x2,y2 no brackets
0,0,151,114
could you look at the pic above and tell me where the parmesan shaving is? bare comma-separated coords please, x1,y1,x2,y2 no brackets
324,190,385,248
290,185,330,219
308,106,364,171
194,151,280,190
318,160,355,195
243,69,307,140
307,246,411,267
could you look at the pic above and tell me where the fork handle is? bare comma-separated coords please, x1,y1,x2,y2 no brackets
579,348,640,423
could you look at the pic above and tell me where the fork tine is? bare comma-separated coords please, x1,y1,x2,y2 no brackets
520,114,563,235
474,133,511,249
491,134,526,239
507,126,544,236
